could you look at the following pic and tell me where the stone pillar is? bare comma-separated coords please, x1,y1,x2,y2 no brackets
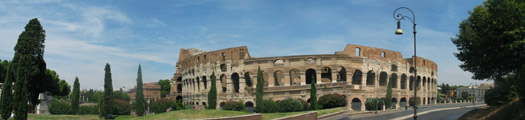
316,71,322,84
332,72,338,83
300,74,306,85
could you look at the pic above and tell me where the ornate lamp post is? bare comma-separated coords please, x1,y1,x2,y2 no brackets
393,7,418,120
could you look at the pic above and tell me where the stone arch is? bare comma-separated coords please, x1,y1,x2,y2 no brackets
232,73,240,93
273,70,284,86
245,101,254,112
391,98,398,109
409,76,414,90
289,69,301,85
400,98,407,108
202,76,207,89
417,76,421,89
177,84,182,93
220,64,227,72
176,95,183,102
244,72,252,87
401,74,407,89
352,70,363,85
321,67,332,83
306,69,317,84
337,66,347,82
423,77,426,87
196,77,200,91
379,72,388,86
202,102,207,106
390,73,398,88
391,65,398,72
366,71,375,86
351,98,362,111
220,74,227,92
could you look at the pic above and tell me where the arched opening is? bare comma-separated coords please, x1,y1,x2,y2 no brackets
232,73,240,93
196,77,200,92
244,72,252,87
400,98,407,108
321,67,332,83
245,101,254,113
390,73,398,88
401,74,407,89
409,67,415,73
409,76,414,90
177,77,182,82
352,70,363,85
202,76,207,89
417,76,421,89
351,98,362,111
391,98,398,109
391,65,398,72
273,70,284,86
202,102,207,106
176,96,183,102
366,71,375,86
196,102,199,105
379,72,388,86
289,69,301,85
423,77,426,87
220,64,227,72
337,66,347,82
220,74,227,92
423,98,426,105
220,102,226,108
192,79,195,91
306,69,316,84
427,97,431,104
177,84,182,93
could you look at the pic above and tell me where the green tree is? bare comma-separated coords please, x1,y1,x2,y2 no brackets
452,0,524,82
102,63,113,119
207,71,217,109
113,91,130,102
12,18,48,120
135,64,146,116
255,67,263,112
57,79,71,97
0,60,9,83
310,75,317,110
461,91,469,100
0,64,14,119
158,79,171,98
71,77,80,114
385,78,393,109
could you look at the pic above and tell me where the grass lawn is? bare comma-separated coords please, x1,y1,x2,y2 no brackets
27,114,99,120
114,109,251,120
261,107,348,120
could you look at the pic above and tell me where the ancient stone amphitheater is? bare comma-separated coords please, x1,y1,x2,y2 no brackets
169,44,438,111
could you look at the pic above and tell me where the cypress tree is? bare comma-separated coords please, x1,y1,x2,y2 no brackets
310,75,317,110
71,77,80,114
385,78,393,109
103,63,113,119
0,65,14,119
135,64,145,116
255,66,263,111
12,18,47,120
207,71,217,109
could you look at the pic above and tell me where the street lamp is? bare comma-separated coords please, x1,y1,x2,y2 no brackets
393,7,418,120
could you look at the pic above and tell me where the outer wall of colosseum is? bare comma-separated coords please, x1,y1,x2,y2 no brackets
168,44,438,111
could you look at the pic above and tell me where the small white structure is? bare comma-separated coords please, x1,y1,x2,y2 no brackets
36,91,53,114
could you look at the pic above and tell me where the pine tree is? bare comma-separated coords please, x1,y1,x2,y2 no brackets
0,65,14,119
135,64,146,116
255,66,263,111
103,63,113,119
310,75,317,110
207,71,217,109
71,77,80,114
385,78,393,109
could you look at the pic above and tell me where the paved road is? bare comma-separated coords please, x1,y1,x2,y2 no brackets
325,103,485,120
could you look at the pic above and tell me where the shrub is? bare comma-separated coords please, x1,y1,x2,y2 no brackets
318,93,346,109
255,99,280,113
49,100,72,114
78,106,98,115
409,98,420,106
222,101,244,111
150,99,178,113
485,75,519,106
365,98,384,111
113,99,131,115
277,98,306,112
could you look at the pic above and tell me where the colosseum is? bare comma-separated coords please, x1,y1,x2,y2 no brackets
169,44,438,111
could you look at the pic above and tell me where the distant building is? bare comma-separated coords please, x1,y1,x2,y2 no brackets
456,83,494,100
128,82,162,103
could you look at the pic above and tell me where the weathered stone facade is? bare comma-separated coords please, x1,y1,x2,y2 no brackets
169,44,438,111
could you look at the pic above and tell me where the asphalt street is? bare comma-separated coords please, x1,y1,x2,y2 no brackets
324,103,485,120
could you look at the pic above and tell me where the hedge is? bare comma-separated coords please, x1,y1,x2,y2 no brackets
318,93,346,109
49,100,72,114
222,101,244,111
277,98,306,112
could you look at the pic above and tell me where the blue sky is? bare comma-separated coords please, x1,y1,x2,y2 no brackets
0,0,492,90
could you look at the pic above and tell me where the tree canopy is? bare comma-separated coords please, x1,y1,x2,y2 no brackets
158,79,171,98
452,0,525,80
